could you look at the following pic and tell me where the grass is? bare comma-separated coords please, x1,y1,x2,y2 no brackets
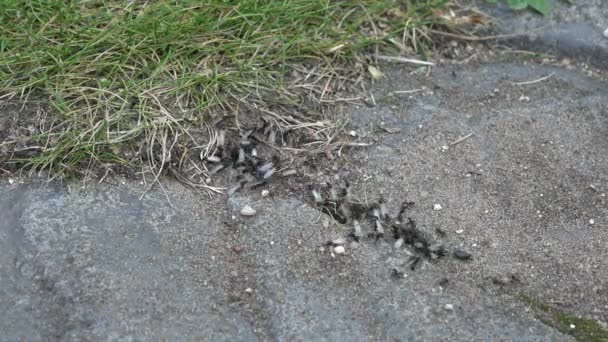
518,293,608,342
0,0,453,185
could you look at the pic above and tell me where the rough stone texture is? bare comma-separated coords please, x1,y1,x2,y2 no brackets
4,59,607,340
478,0,608,69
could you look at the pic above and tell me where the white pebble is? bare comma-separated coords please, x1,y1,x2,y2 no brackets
444,304,454,311
455,229,464,234
332,237,346,245
604,28,608,38
270,241,275,245
348,130,357,137
434,204,443,211
570,324,576,329
441,145,449,150
589,219,595,225
240,205,256,216
261,190,270,197
245,288,253,293
8,178,15,185
334,246,346,254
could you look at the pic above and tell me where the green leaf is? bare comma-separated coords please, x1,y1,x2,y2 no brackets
506,0,529,10
528,0,551,15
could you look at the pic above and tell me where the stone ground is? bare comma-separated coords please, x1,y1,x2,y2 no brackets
1,3,607,342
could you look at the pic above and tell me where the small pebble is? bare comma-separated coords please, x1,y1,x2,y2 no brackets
270,241,275,245
441,145,449,150
334,246,346,254
570,324,576,329
604,28,608,38
240,205,256,216
453,249,472,260
322,217,330,228
589,219,595,225
332,237,346,245
391,268,406,279
261,190,270,197
455,229,464,234
348,130,357,137
444,304,454,311
434,204,443,211
245,288,253,294
8,178,15,185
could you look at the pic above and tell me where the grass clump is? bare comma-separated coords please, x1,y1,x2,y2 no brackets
0,0,450,183
518,293,608,342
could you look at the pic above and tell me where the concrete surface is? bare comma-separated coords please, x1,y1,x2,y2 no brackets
478,0,608,69
2,60,607,341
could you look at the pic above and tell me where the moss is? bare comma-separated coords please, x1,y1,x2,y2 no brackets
517,293,608,342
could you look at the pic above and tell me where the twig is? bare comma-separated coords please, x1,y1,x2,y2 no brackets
429,29,532,41
389,88,424,95
450,133,473,146
510,73,555,86
375,55,435,66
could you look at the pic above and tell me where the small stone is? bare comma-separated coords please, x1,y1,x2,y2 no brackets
444,304,454,311
589,219,595,225
240,205,256,216
441,145,449,150
245,288,253,294
231,271,238,277
434,204,443,211
232,245,245,254
604,28,608,38
570,324,576,329
391,268,406,279
453,249,472,260
261,190,270,197
519,95,530,102
270,241,275,245
8,178,15,185
334,246,345,254
332,237,346,245
348,130,357,137
322,217,330,228
455,229,464,234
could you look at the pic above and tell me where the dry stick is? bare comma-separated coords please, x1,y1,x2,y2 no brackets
450,133,474,147
375,55,435,66
429,29,533,41
390,88,424,95
510,73,555,86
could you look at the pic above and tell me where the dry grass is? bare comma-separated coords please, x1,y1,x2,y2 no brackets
0,0,481,192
